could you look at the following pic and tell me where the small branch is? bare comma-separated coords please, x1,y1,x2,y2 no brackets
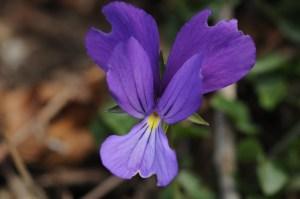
4,133,33,185
3,132,48,199
2,166,36,199
214,110,239,199
37,168,104,187
213,2,240,199
82,176,123,199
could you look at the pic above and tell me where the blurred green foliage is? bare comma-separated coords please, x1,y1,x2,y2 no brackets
212,94,258,134
238,138,263,163
257,158,288,196
160,171,215,199
187,113,210,126
89,102,137,145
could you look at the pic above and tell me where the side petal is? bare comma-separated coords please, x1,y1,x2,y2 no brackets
107,37,155,118
85,2,160,87
100,119,178,187
157,54,203,124
100,120,149,179
164,9,256,93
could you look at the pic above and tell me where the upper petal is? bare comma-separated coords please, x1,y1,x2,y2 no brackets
157,54,203,124
100,118,178,187
85,2,160,87
163,9,256,93
106,37,155,118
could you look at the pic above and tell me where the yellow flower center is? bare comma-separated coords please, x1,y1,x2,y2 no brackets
147,112,161,130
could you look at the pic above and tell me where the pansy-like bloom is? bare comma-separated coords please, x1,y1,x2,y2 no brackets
85,2,255,186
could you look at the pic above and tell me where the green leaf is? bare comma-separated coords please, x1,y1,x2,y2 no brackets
288,175,300,191
100,103,137,135
187,113,209,126
257,159,288,196
238,138,263,162
245,196,265,199
160,171,215,199
162,122,169,133
254,0,300,43
249,52,290,77
177,171,215,199
159,51,166,78
255,77,287,110
160,182,185,199
106,104,125,114
101,112,136,135
172,122,210,139
278,19,300,43
89,115,110,145
211,94,258,134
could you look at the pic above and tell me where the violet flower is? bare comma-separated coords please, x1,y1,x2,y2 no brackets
85,2,255,186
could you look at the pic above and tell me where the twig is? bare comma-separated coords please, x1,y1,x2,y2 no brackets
82,176,123,199
2,166,36,199
3,132,48,199
37,168,104,187
4,133,33,186
213,3,240,199
214,110,239,199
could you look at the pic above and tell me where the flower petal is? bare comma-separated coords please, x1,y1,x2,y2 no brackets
150,125,178,186
85,2,160,88
106,37,155,118
157,54,203,124
100,119,178,187
163,9,256,93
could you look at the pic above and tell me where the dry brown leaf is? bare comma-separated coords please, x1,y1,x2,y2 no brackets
1,87,39,133
0,68,105,165
44,119,95,166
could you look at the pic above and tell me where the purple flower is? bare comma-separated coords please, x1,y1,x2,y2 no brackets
85,2,255,186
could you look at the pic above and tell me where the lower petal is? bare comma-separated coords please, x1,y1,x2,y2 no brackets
151,126,178,186
99,117,178,186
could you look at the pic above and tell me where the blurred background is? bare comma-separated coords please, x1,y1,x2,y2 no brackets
0,0,299,198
